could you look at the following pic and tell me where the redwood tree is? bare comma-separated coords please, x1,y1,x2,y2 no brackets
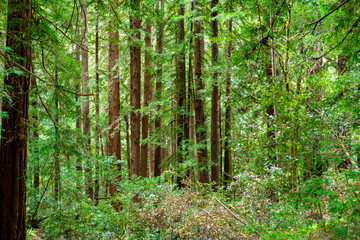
210,0,219,185
130,0,142,176
0,0,32,238
193,0,209,183
108,0,121,210
176,3,186,185
81,0,93,199
154,1,164,177
224,17,232,184
140,22,152,177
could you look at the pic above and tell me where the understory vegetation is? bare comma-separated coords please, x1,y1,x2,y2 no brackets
27,165,360,239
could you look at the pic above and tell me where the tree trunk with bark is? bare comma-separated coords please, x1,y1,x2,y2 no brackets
176,4,186,186
193,0,209,183
210,0,219,186
130,0,142,176
108,1,121,211
81,0,93,200
140,22,152,177
54,67,60,201
0,0,32,238
94,8,100,206
75,22,82,180
31,76,40,190
154,1,164,177
224,18,232,184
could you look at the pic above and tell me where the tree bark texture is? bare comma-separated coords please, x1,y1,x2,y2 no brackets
31,76,40,190
81,0,93,199
210,0,219,186
176,4,186,186
187,2,195,173
194,1,209,184
108,1,121,211
54,67,60,201
94,9,100,206
130,0,141,176
140,22,152,177
75,22,82,175
0,0,31,239
224,19,232,183
154,1,164,177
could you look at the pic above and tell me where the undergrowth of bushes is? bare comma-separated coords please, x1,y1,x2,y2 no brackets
27,167,360,239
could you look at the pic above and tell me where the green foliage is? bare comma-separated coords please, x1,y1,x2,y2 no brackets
0,0,358,238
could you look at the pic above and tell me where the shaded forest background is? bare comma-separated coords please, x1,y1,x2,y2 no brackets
1,0,360,239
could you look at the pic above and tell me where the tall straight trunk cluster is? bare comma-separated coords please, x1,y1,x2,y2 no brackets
0,0,32,239
130,0,142,176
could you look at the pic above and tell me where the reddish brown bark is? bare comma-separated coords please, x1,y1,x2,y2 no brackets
108,1,121,211
187,2,195,171
194,1,209,184
140,22,152,177
154,1,164,177
94,9,100,206
224,18,232,184
81,0,93,200
0,0,31,238
210,0,219,186
130,0,142,176
125,114,131,174
31,76,40,190
75,23,82,175
176,4,187,186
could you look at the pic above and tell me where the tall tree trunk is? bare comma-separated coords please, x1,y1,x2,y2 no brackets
54,66,60,201
154,1,164,177
176,4,186,186
94,9,100,206
224,17,232,184
31,76,40,190
75,23,82,179
108,0,121,211
140,22,152,177
130,0,142,176
210,0,219,186
0,0,31,238
187,2,195,177
149,117,155,175
194,0,209,183
266,14,276,164
54,67,60,202
125,114,131,174
81,0,93,199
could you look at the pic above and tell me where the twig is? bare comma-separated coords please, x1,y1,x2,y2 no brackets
0,50,92,96
312,16,360,60
306,0,351,31
37,13,91,53
214,197,260,237
292,0,352,40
